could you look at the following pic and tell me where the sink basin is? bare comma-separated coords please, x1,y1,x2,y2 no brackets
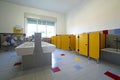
15,42,34,56
15,41,56,56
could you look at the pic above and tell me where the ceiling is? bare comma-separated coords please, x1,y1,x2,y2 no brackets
1,0,88,13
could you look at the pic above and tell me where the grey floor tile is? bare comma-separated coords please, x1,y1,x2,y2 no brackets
0,49,120,80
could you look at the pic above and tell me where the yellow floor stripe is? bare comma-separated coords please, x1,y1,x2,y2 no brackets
75,57,80,62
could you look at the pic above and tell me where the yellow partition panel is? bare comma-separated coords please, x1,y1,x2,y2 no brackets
79,33,88,56
52,36,57,46
89,32,100,60
54,36,57,46
100,34,105,49
51,36,54,44
61,35,69,50
75,35,79,53
56,35,61,48
69,35,76,50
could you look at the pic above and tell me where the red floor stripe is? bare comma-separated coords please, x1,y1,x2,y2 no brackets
61,54,65,56
104,71,120,80
51,67,61,73
14,62,22,66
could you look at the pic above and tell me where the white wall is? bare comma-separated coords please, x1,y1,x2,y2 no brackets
66,0,120,34
0,1,66,34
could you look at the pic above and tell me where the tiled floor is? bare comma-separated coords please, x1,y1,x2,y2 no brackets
0,48,120,80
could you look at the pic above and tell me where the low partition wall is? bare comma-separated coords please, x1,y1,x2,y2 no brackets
101,48,120,65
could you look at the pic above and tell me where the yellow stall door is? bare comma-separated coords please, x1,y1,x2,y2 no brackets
75,35,79,53
61,35,69,50
100,34,105,49
89,32,100,60
56,35,61,49
79,33,88,56
69,35,76,50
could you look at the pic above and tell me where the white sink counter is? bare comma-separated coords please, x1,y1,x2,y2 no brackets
15,42,34,56
41,41,56,53
15,41,56,56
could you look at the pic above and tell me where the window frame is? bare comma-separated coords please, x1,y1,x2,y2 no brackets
24,17,56,38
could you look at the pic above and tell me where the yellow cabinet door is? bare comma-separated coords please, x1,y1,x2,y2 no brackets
89,32,100,60
75,35,79,53
56,35,61,49
61,35,69,50
79,33,88,56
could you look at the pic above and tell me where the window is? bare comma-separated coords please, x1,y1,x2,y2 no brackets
26,18,56,38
